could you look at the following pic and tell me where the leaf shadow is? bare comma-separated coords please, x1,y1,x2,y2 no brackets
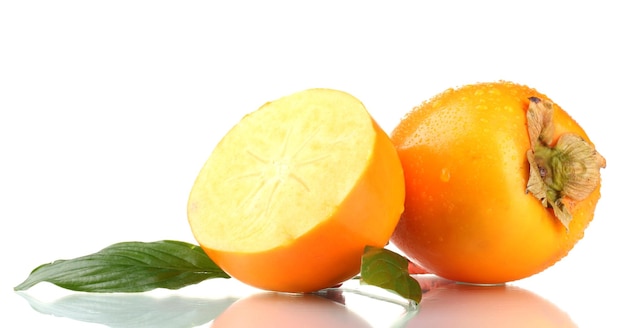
16,291,238,328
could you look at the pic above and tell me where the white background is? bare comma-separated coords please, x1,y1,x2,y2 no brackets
1,1,624,327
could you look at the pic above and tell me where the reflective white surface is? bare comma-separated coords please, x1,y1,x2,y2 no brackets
5,274,599,327
2,1,624,327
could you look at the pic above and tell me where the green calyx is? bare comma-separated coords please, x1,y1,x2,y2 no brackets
525,97,606,229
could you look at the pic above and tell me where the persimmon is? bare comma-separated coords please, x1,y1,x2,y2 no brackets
390,81,605,284
187,88,405,292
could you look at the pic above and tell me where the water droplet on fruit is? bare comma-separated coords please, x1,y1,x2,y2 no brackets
440,168,451,182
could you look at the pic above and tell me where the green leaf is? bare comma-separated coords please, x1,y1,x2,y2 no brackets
14,240,230,292
360,245,422,303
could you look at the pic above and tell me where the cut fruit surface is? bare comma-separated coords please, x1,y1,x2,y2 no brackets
188,88,405,292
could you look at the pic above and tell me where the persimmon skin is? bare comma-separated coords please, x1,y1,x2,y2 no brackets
390,81,602,284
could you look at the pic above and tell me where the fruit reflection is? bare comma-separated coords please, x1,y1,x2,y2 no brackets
409,276,576,327
210,290,372,328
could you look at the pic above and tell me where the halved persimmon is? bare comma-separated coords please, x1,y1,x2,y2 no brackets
390,81,605,284
187,88,405,292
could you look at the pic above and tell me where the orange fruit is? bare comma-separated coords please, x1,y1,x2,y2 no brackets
210,292,371,328
390,81,605,284
187,88,405,292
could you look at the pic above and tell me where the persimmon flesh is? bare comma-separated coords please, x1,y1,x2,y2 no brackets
188,88,405,292
390,81,605,284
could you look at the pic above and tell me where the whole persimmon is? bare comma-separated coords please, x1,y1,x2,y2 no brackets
390,81,605,284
